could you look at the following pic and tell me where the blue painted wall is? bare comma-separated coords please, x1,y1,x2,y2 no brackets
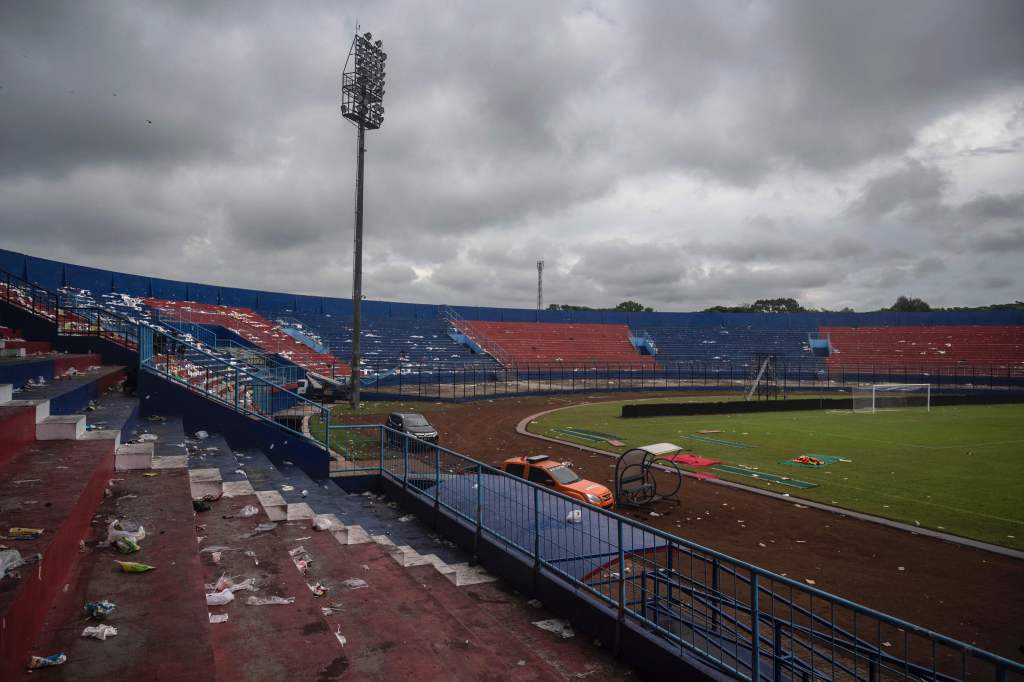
3,248,1022,327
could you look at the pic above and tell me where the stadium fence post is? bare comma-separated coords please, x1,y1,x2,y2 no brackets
615,518,625,656
233,368,239,409
433,445,440,526
378,427,385,473
402,436,409,492
711,557,721,632
640,570,647,622
772,621,783,682
324,407,331,452
474,465,482,560
532,485,540,594
751,572,762,681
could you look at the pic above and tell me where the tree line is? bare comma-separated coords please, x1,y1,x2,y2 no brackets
547,297,1024,314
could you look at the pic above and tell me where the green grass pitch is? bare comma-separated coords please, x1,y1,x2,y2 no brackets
528,398,1024,550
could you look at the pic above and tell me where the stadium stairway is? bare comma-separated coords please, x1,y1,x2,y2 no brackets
0,361,159,678
7,404,628,679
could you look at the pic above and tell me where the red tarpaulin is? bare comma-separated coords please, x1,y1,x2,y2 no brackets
663,454,723,467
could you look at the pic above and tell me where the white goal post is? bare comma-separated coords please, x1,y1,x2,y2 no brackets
851,383,931,413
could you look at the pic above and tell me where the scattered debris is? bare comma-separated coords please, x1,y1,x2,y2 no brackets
244,550,259,566
138,433,158,442
321,603,344,616
341,577,368,590
1,549,41,578
565,509,582,524
249,522,277,537
533,619,575,639
115,560,155,573
206,589,235,606
527,599,542,608
195,430,209,439
27,653,67,669
81,624,118,641
334,625,347,647
281,485,295,492
308,581,328,597
193,500,212,513
312,516,334,531
209,613,229,624
804,578,816,585
398,514,414,523
245,595,294,606
234,505,260,518
84,600,116,619
9,527,44,540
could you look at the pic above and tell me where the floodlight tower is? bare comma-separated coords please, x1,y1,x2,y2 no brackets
341,28,386,409
536,260,544,311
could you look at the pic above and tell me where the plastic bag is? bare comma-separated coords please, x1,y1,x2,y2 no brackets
206,589,234,606
236,505,259,518
115,560,155,573
195,430,209,439
565,509,582,524
81,624,118,640
311,515,334,531
114,537,140,554
245,595,294,606
106,520,146,546
27,653,66,669
84,600,116,619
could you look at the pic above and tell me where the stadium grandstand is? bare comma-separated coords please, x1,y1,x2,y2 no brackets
2,247,1023,681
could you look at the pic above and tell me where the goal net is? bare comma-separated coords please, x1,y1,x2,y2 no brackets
851,384,930,413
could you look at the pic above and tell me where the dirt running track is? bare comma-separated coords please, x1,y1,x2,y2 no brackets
346,393,1024,664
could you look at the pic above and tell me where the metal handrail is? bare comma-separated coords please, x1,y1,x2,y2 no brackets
140,323,330,449
336,424,1023,681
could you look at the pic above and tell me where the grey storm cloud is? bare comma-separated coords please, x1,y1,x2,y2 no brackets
1,0,1023,311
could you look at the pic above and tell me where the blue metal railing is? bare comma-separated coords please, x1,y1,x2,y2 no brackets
327,424,1024,682
140,323,330,447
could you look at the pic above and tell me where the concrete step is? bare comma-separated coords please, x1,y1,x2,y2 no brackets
22,466,216,680
0,383,12,403
115,441,155,470
36,414,86,440
5,398,50,423
334,524,372,545
0,437,116,678
189,467,224,500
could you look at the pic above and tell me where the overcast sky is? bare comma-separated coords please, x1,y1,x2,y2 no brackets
1,1,1022,312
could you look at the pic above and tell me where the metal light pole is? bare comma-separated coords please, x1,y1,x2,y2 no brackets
341,29,386,409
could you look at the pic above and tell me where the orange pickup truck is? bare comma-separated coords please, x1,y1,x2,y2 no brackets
501,455,615,508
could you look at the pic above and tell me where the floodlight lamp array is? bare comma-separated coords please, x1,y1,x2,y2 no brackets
341,31,387,130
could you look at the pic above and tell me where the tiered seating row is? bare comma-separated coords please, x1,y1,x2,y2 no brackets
822,325,1024,368
647,327,816,363
146,299,349,377
457,320,654,367
288,313,499,368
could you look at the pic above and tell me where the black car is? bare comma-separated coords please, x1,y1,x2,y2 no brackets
385,412,439,444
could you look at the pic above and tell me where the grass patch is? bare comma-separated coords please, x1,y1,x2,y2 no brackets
309,399,455,457
529,399,1024,549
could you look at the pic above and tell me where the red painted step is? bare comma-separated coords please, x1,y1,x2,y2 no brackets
23,467,215,681
0,437,116,678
